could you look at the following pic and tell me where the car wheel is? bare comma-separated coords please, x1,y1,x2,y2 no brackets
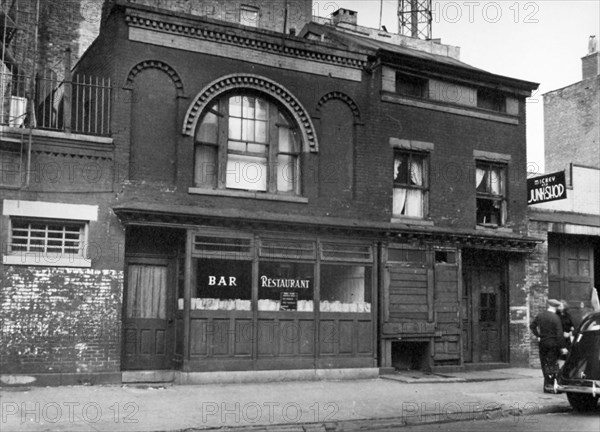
566,392,599,411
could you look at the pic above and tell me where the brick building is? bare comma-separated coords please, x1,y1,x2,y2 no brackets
1,0,540,385
526,37,600,368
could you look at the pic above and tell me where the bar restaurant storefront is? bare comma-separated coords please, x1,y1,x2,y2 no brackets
115,207,539,376
116,210,378,374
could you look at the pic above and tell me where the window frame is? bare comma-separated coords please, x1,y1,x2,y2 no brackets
392,149,429,219
475,160,507,227
395,72,428,98
239,4,260,27
5,217,89,267
477,88,507,113
193,93,302,197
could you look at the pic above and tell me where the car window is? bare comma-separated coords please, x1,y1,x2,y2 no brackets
579,314,600,332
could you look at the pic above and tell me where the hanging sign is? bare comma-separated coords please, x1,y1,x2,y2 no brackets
280,292,298,311
527,171,567,205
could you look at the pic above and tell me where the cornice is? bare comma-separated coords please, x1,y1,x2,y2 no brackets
123,9,368,71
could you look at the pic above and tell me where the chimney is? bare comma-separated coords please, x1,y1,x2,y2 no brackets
582,35,599,80
331,8,357,26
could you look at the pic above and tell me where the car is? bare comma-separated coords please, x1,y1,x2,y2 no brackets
556,311,600,411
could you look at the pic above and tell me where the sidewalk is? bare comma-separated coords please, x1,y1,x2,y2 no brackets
0,368,571,432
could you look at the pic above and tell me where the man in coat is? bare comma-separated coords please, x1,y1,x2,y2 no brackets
529,299,568,392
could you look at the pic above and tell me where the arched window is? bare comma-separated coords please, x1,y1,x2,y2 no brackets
194,93,301,195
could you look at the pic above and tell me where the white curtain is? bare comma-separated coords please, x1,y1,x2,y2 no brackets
410,160,423,186
393,158,401,182
127,265,167,319
490,168,501,195
393,188,407,215
405,190,423,217
476,167,486,190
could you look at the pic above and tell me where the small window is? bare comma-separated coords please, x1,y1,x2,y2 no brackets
192,234,253,259
393,151,428,218
259,239,316,260
476,161,507,226
435,251,456,264
396,72,427,98
477,88,506,112
7,218,87,265
240,5,259,27
320,242,373,262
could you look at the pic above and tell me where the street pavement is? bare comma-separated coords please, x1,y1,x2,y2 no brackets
0,368,573,432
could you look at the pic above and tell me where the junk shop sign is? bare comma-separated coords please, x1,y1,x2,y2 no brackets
527,171,567,204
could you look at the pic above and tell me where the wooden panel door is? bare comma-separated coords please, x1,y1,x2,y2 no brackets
549,237,594,306
463,267,505,363
123,259,174,370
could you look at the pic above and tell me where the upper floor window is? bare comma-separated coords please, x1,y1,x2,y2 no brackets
194,94,301,195
477,88,506,112
396,72,428,98
240,5,259,27
393,151,428,218
476,161,506,226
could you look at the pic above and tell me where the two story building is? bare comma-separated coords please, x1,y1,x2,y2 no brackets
1,0,539,385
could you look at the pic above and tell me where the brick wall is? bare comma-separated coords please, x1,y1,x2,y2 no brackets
0,267,123,375
102,0,312,33
524,220,550,368
544,76,600,176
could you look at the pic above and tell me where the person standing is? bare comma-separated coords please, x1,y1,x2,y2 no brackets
529,299,568,392
556,300,574,366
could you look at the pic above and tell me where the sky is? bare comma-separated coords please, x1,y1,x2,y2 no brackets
312,0,600,173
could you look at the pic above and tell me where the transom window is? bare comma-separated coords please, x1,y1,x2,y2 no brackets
194,94,301,195
476,161,507,226
393,151,428,218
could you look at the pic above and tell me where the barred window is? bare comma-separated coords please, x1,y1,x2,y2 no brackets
9,219,85,256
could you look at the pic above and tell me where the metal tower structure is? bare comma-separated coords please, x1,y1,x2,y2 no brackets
398,0,432,40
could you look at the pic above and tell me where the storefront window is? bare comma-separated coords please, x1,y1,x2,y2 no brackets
320,264,372,313
192,258,252,310
258,261,314,311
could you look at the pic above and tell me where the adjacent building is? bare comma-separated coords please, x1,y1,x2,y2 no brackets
1,0,540,385
526,38,600,365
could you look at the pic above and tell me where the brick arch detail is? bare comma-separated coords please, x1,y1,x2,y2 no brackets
316,92,361,120
124,60,184,96
183,74,318,152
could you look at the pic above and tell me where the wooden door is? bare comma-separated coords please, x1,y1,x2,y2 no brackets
122,259,174,370
549,237,594,306
463,268,505,363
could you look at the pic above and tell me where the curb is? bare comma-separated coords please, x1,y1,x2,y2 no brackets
180,402,571,432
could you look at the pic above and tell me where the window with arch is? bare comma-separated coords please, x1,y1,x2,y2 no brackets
194,93,301,195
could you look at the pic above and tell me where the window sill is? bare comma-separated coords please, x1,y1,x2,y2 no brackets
189,187,309,203
476,225,513,233
391,217,434,226
3,255,92,268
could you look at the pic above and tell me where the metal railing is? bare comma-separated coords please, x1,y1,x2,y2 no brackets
0,69,112,136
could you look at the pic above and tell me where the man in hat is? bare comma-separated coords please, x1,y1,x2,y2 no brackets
529,299,568,392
